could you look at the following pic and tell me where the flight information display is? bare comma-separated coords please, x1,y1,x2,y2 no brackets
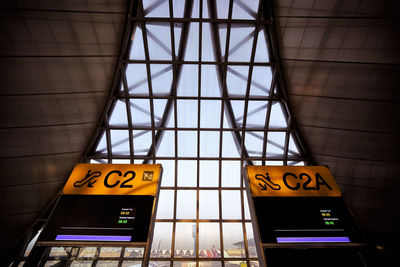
253,197,363,244
39,195,154,243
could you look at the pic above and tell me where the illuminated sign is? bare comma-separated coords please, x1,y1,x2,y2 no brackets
246,166,341,197
63,164,162,196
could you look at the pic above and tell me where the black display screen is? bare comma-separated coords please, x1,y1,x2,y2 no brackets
39,195,154,243
253,197,363,243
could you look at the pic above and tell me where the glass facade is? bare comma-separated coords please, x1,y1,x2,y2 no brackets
84,0,307,266
21,1,309,266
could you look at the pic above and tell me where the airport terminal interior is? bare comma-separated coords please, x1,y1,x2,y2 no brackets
0,0,399,266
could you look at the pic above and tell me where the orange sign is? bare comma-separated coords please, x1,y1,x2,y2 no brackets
63,164,162,196
246,166,341,197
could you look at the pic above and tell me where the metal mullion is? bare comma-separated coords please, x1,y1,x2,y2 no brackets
107,126,288,131
282,101,292,166
262,68,278,165
137,3,157,164
121,66,135,163
143,0,194,164
195,2,203,265
89,155,307,161
263,0,314,165
119,94,280,101
131,16,269,24
83,0,136,162
125,59,274,66
208,0,252,168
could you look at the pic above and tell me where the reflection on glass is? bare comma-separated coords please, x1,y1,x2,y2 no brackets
199,223,220,258
99,247,121,258
225,262,248,267
49,247,71,257
96,261,119,267
70,261,93,267
78,247,97,258
44,261,60,267
222,190,242,219
199,191,219,219
124,247,144,258
199,262,222,267
222,223,245,258
150,261,170,267
199,160,219,187
176,190,196,219
175,223,196,258
121,261,142,267
250,261,260,267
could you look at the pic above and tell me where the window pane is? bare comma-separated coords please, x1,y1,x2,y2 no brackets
177,131,197,157
99,247,121,258
200,100,221,128
151,64,173,96
121,261,142,267
146,24,172,60
222,223,245,258
175,223,196,257
177,160,197,187
70,261,92,267
78,247,97,258
176,190,196,219
177,100,198,128
221,161,241,187
178,65,198,96
96,261,119,267
246,223,257,257
222,190,242,219
157,190,174,219
157,131,175,157
158,160,175,187
199,223,221,258
201,65,220,97
124,247,144,258
200,131,220,157
151,223,173,256
199,190,219,219
199,160,219,187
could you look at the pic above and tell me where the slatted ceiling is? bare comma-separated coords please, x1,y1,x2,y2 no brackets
284,61,400,101
291,96,400,133
274,0,400,245
278,18,400,64
0,0,129,261
0,0,128,13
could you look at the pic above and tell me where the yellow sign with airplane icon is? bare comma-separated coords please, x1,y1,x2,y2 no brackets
246,166,341,197
63,163,162,196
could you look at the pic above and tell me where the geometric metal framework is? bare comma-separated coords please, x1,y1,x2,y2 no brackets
17,0,311,266
81,0,311,266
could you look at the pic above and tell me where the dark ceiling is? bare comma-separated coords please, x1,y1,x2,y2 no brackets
0,0,399,263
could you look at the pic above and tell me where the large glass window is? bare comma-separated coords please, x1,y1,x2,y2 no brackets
85,0,307,266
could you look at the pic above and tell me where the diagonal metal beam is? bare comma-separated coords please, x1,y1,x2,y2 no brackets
143,0,194,163
207,0,252,165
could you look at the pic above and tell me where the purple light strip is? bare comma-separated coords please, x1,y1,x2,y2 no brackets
55,235,131,242
277,237,350,243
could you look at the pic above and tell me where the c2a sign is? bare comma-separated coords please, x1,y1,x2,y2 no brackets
63,164,162,196
246,166,341,197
